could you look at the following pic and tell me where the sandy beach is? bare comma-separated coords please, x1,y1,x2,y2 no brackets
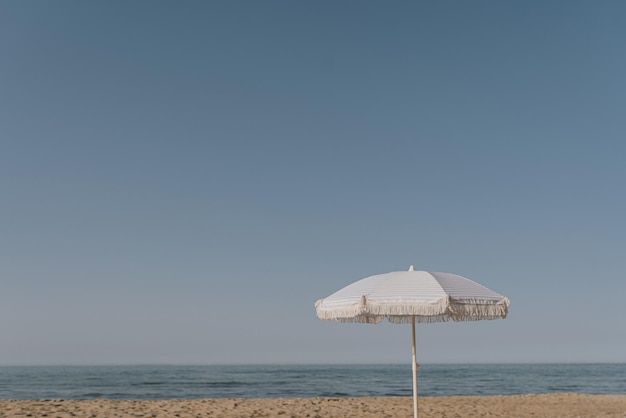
2,394,626,418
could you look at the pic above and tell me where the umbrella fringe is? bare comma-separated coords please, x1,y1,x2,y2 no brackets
315,296,510,324
448,298,510,322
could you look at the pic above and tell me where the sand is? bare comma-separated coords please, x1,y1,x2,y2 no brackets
1,394,626,418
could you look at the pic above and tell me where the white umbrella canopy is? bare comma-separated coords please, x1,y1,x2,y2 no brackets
316,266,509,324
315,266,510,418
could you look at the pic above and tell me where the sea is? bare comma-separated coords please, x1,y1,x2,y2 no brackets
0,364,625,400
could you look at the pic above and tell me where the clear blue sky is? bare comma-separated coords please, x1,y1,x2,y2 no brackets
1,1,625,365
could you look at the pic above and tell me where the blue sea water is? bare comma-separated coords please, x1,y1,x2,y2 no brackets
0,364,624,400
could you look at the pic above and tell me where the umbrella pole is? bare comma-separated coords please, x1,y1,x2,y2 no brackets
412,316,418,418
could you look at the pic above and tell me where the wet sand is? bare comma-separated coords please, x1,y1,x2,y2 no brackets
2,393,626,417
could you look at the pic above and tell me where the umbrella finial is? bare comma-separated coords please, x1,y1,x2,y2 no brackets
409,265,415,271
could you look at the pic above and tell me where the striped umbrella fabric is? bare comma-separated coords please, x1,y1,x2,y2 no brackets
315,268,509,324
315,266,509,418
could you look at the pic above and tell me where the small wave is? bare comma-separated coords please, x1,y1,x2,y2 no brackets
131,382,167,386
319,391,350,397
185,381,247,388
547,385,581,392
79,393,105,398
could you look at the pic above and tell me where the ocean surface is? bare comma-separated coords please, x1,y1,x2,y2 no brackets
1,364,625,400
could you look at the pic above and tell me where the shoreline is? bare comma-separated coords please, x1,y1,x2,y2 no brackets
2,394,626,417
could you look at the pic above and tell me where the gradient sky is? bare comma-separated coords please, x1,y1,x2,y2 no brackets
1,1,625,366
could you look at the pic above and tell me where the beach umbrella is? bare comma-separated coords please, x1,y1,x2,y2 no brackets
315,266,510,418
